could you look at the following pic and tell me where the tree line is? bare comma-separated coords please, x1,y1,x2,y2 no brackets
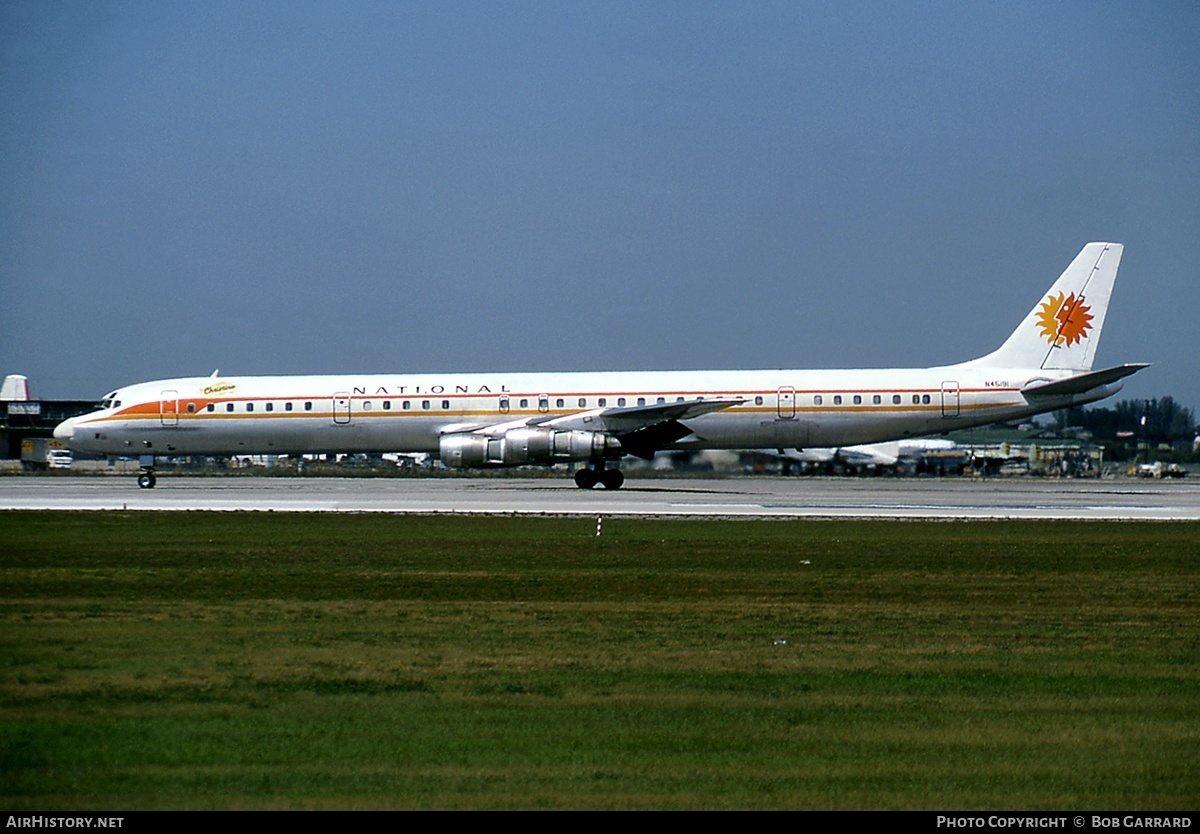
1056,397,1196,460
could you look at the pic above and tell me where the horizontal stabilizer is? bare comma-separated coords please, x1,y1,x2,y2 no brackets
1021,363,1149,397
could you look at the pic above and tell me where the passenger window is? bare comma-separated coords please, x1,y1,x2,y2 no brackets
305,402,313,411
422,400,430,410
285,402,293,412
402,401,410,410
226,403,235,412
814,395,823,405
913,394,920,404
206,404,214,412
246,403,254,412
186,402,196,413
754,396,763,406
853,395,862,405
892,395,901,404
833,395,842,405
578,398,586,408
637,397,646,406
556,398,564,408
658,397,666,404
873,395,881,405
598,398,607,407
538,397,549,413
617,397,626,407
499,398,509,412
442,400,449,409
383,400,391,410
922,394,931,404
519,398,528,409
265,402,273,412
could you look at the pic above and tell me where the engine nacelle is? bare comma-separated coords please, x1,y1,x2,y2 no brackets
440,427,621,468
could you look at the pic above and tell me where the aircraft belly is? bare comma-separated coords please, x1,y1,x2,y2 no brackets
683,414,816,450
755,419,816,448
99,416,444,457
316,418,440,454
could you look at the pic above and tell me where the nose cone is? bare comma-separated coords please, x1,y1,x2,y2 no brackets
53,417,76,444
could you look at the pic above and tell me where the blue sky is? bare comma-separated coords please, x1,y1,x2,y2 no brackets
3,1,1197,412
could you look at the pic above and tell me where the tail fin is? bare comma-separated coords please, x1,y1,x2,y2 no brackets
967,242,1123,371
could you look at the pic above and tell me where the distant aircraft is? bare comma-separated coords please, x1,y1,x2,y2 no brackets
55,243,1147,489
1,374,31,402
774,438,962,473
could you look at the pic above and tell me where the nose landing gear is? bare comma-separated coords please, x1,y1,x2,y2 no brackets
137,471,157,489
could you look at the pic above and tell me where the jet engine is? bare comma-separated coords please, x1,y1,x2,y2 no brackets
440,427,621,467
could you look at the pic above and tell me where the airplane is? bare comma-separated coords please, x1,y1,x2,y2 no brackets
55,242,1148,490
772,438,963,474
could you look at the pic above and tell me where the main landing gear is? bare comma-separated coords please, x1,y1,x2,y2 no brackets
574,462,625,490
137,471,157,489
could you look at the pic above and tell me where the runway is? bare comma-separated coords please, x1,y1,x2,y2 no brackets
2,475,1199,519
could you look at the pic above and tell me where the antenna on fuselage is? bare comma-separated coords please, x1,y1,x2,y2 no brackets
210,369,219,378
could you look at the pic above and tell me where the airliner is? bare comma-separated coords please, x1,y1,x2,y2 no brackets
775,438,963,472
55,243,1147,489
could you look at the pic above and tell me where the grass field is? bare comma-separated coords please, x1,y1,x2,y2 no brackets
1,511,1197,809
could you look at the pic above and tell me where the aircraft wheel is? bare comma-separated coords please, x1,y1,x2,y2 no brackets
600,469,625,490
137,473,157,489
574,468,598,489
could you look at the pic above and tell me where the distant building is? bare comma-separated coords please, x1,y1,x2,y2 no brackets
0,374,97,460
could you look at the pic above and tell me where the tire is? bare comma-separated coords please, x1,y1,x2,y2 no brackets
600,469,625,490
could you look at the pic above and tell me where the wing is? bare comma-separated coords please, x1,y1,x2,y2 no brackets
439,397,744,459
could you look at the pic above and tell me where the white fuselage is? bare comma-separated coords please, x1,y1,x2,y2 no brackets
57,364,1112,460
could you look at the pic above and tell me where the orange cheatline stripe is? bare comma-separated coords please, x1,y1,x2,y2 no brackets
89,398,1019,426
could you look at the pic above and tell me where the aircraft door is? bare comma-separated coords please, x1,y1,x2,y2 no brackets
333,392,352,424
777,386,796,419
941,381,960,418
160,390,179,427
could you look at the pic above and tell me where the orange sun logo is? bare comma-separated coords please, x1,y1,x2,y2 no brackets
1036,291,1093,347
